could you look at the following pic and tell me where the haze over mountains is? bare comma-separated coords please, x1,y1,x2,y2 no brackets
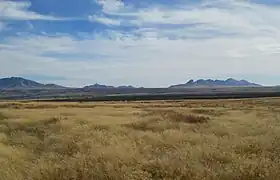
0,77,263,90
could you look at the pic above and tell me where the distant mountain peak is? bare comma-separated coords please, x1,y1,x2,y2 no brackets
169,78,262,88
117,85,135,89
186,79,194,84
84,83,114,89
84,83,136,89
226,78,235,81
0,77,66,89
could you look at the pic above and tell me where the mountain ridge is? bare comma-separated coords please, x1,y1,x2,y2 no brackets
83,84,136,89
0,77,66,89
0,77,263,89
169,78,262,88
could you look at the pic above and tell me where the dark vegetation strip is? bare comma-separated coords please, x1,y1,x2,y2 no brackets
34,92,280,102
1,86,280,100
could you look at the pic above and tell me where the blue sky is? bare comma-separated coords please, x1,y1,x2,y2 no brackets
1,0,280,87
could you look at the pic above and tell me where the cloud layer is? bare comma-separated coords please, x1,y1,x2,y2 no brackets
1,0,280,87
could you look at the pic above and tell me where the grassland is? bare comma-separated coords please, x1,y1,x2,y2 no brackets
0,98,280,180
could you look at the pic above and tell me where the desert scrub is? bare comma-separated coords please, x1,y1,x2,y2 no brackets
147,109,210,124
0,99,280,180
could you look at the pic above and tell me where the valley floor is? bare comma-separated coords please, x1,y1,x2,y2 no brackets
1,98,280,180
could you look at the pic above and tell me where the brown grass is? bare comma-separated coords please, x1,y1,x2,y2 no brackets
0,112,8,120
1,98,280,179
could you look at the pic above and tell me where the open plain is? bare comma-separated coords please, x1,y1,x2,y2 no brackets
1,98,280,180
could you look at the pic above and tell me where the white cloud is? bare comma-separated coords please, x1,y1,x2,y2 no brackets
1,0,280,87
95,0,125,14
0,1,71,21
88,15,120,25
92,0,280,38
1,32,280,87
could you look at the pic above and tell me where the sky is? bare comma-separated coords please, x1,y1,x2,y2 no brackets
1,0,280,87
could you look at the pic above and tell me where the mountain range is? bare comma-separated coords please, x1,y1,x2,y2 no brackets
0,77,263,89
169,78,262,88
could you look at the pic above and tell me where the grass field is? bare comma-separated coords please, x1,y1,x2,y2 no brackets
1,98,280,180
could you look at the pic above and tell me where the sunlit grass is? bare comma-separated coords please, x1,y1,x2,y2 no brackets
0,98,280,179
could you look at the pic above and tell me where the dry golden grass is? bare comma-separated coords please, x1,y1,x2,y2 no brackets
1,98,280,180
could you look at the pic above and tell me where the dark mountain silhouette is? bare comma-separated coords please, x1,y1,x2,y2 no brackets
0,77,264,90
0,77,66,89
83,84,136,89
117,85,135,89
84,83,115,89
169,78,262,88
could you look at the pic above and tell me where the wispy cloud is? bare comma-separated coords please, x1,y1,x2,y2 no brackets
1,32,280,87
96,0,125,14
1,0,280,87
92,0,280,38
88,15,120,26
0,1,74,21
